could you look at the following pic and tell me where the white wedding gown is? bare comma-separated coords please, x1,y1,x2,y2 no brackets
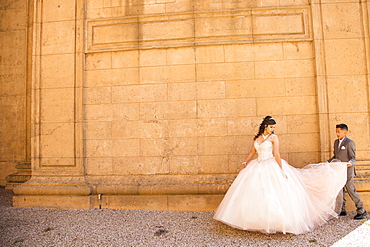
213,138,347,235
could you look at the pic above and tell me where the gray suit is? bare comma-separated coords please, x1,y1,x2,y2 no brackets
328,137,365,214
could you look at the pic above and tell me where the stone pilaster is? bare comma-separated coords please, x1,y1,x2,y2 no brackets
13,0,92,209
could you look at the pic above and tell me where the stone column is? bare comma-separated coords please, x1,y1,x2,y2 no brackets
13,0,91,209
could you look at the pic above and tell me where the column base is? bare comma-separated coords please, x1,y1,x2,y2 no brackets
13,195,92,210
91,194,224,211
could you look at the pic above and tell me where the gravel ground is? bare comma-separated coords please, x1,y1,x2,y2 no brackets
0,188,367,247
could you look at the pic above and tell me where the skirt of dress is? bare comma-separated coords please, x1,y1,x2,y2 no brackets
213,159,347,235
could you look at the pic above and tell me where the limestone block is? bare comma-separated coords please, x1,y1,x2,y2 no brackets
169,137,198,156
13,195,92,210
226,117,260,136
322,3,362,39
85,104,114,121
92,22,138,46
198,155,229,174
0,8,27,31
167,195,223,211
286,114,320,134
255,59,314,79
40,88,74,122
0,162,18,187
229,154,251,173
113,156,168,175
166,47,195,65
111,120,143,139
111,139,141,157
197,100,227,118
287,152,321,168
85,52,112,70
141,101,197,120
113,103,140,120
279,0,309,6
320,0,359,3
168,119,199,138
196,46,225,63
140,138,168,156
40,123,75,158
257,96,317,116
196,62,254,81
85,121,112,140
254,0,279,8
141,120,169,138
253,14,304,36
168,82,197,101
86,158,113,175
112,50,139,68
100,195,168,210
139,49,166,67
85,86,112,104
140,65,195,84
327,75,368,113
42,0,76,22
0,0,27,9
86,139,114,157
285,77,316,96
0,96,27,160
228,99,257,117
344,192,370,213
141,19,193,41
166,101,197,120
141,3,166,15
112,84,168,103
193,0,252,12
197,99,256,119
328,113,370,152
225,79,285,98
224,43,284,63
280,133,320,153
198,118,228,137
85,68,139,87
0,74,26,96
41,21,75,55
195,14,252,38
283,42,314,60
169,156,199,174
165,0,193,13
198,136,247,155
197,81,225,100
112,120,168,139
41,54,75,88
324,39,366,76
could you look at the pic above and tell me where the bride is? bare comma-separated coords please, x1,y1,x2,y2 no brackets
213,116,347,235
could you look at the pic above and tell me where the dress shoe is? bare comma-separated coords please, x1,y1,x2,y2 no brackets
354,211,367,220
339,211,347,216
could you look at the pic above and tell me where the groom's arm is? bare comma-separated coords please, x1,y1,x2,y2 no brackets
347,141,356,165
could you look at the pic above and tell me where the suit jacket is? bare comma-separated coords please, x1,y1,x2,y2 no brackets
328,136,356,165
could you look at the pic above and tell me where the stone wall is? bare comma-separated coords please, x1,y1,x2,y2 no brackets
0,0,30,186
2,0,370,210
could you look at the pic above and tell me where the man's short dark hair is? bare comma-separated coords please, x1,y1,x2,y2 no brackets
336,123,348,131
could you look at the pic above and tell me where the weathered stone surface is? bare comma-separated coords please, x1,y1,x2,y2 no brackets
2,0,370,211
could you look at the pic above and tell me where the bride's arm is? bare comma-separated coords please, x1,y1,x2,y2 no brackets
272,135,283,169
241,143,256,169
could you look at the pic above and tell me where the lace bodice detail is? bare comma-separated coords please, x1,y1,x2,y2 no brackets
254,140,274,161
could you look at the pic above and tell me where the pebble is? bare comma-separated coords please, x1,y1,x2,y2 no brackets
0,188,367,247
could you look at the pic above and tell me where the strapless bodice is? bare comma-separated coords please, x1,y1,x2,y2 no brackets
254,140,274,161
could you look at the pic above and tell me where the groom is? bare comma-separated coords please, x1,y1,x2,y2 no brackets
328,124,367,219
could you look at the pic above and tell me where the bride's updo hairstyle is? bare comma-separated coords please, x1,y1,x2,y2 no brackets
254,116,276,140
